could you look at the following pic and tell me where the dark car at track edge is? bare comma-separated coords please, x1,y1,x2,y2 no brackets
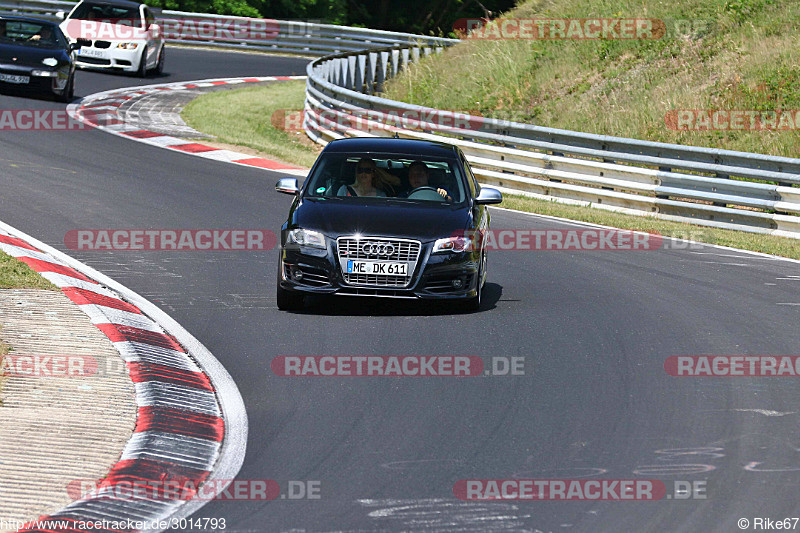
0,16,78,102
275,137,503,312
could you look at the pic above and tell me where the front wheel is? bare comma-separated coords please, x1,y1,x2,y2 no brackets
277,284,305,311
154,45,165,75
56,73,74,103
466,253,486,312
137,47,148,78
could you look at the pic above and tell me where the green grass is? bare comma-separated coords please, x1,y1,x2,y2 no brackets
181,80,321,168
382,0,800,158
500,194,800,259
0,251,57,290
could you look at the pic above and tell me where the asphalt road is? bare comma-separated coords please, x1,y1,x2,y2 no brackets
2,45,800,533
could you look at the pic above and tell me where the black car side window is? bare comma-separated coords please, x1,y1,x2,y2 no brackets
461,153,479,196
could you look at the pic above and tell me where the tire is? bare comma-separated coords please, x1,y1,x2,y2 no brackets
466,253,485,312
277,284,304,311
56,73,73,103
137,47,148,78
154,45,165,75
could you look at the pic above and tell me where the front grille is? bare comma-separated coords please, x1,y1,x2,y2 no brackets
94,40,111,49
77,56,111,65
337,237,421,287
77,38,92,47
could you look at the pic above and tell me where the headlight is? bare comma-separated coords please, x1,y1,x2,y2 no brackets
433,235,474,253
287,229,326,248
42,58,58,67
31,70,59,77
117,42,139,49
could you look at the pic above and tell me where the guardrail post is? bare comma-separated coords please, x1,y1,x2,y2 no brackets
355,54,366,93
375,51,389,93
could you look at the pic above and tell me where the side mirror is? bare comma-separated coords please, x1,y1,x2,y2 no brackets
55,10,66,20
276,177,300,195
68,42,81,52
475,187,502,205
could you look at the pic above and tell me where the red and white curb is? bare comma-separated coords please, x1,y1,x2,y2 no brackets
0,220,246,533
66,76,308,177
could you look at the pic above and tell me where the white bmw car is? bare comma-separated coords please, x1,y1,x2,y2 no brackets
58,0,164,76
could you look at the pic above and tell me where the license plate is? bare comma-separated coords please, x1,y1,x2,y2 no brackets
79,48,106,58
0,73,29,84
347,260,408,276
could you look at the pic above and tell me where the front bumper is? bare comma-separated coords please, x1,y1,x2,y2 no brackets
0,65,70,95
74,46,142,72
278,240,480,300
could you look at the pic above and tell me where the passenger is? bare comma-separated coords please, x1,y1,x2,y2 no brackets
403,160,451,200
338,158,399,197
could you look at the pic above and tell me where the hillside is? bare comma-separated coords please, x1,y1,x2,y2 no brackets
382,0,800,157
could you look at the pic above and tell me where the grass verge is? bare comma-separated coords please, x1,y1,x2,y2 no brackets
0,251,57,290
383,0,800,158
181,80,321,169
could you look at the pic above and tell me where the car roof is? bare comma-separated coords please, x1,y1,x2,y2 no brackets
0,15,59,26
322,137,460,158
76,0,144,9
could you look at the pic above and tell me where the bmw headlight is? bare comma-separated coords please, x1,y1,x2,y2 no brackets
287,229,326,248
31,70,59,77
433,235,474,253
117,42,139,49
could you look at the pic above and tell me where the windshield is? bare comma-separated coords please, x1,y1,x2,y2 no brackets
70,3,142,27
304,152,467,204
0,20,64,48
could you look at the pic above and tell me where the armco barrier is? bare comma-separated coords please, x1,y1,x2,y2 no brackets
10,0,800,237
0,0,455,55
304,45,800,238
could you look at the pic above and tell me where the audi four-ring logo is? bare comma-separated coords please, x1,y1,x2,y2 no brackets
362,242,395,256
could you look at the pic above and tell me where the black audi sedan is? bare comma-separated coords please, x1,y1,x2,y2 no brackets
275,137,502,311
0,16,78,102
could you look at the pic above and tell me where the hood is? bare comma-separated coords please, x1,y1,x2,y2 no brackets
0,44,67,68
293,198,471,242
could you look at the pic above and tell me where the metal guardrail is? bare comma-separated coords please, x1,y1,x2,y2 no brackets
304,44,800,238
8,0,800,237
0,0,455,55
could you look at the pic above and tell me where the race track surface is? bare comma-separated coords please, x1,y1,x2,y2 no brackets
2,45,800,533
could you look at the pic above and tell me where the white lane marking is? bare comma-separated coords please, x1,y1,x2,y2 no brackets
733,409,796,417
776,303,800,306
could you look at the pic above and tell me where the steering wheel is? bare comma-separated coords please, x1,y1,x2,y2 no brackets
406,186,445,201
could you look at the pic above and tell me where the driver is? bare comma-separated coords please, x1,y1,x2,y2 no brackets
29,25,55,43
402,161,451,200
